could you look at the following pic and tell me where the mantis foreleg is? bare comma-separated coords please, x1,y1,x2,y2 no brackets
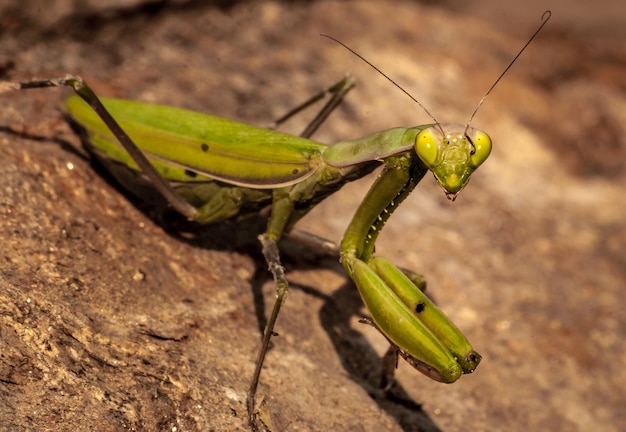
340,151,480,383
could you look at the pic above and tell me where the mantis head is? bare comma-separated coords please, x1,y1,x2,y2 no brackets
323,9,549,201
415,125,492,201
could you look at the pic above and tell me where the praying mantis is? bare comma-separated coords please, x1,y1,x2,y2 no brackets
0,10,550,430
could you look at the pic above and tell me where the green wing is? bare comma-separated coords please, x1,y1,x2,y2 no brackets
65,96,328,188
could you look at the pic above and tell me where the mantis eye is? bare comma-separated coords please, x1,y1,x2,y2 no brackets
415,128,441,167
468,130,492,168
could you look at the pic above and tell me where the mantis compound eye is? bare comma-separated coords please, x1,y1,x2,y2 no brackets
415,127,441,167
467,129,492,168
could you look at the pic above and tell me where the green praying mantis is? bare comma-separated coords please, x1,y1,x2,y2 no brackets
0,10,550,429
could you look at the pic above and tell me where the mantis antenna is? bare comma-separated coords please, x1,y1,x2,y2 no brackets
320,33,445,136
464,10,552,135
322,10,552,138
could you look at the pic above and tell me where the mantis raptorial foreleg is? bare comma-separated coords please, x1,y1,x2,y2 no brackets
338,149,482,382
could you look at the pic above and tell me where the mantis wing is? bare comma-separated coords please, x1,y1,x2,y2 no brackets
65,96,329,188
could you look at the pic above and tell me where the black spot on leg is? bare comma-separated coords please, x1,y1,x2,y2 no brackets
415,302,426,313
201,143,209,152
184,170,198,179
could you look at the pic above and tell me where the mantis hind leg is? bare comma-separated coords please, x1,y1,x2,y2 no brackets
268,76,356,139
